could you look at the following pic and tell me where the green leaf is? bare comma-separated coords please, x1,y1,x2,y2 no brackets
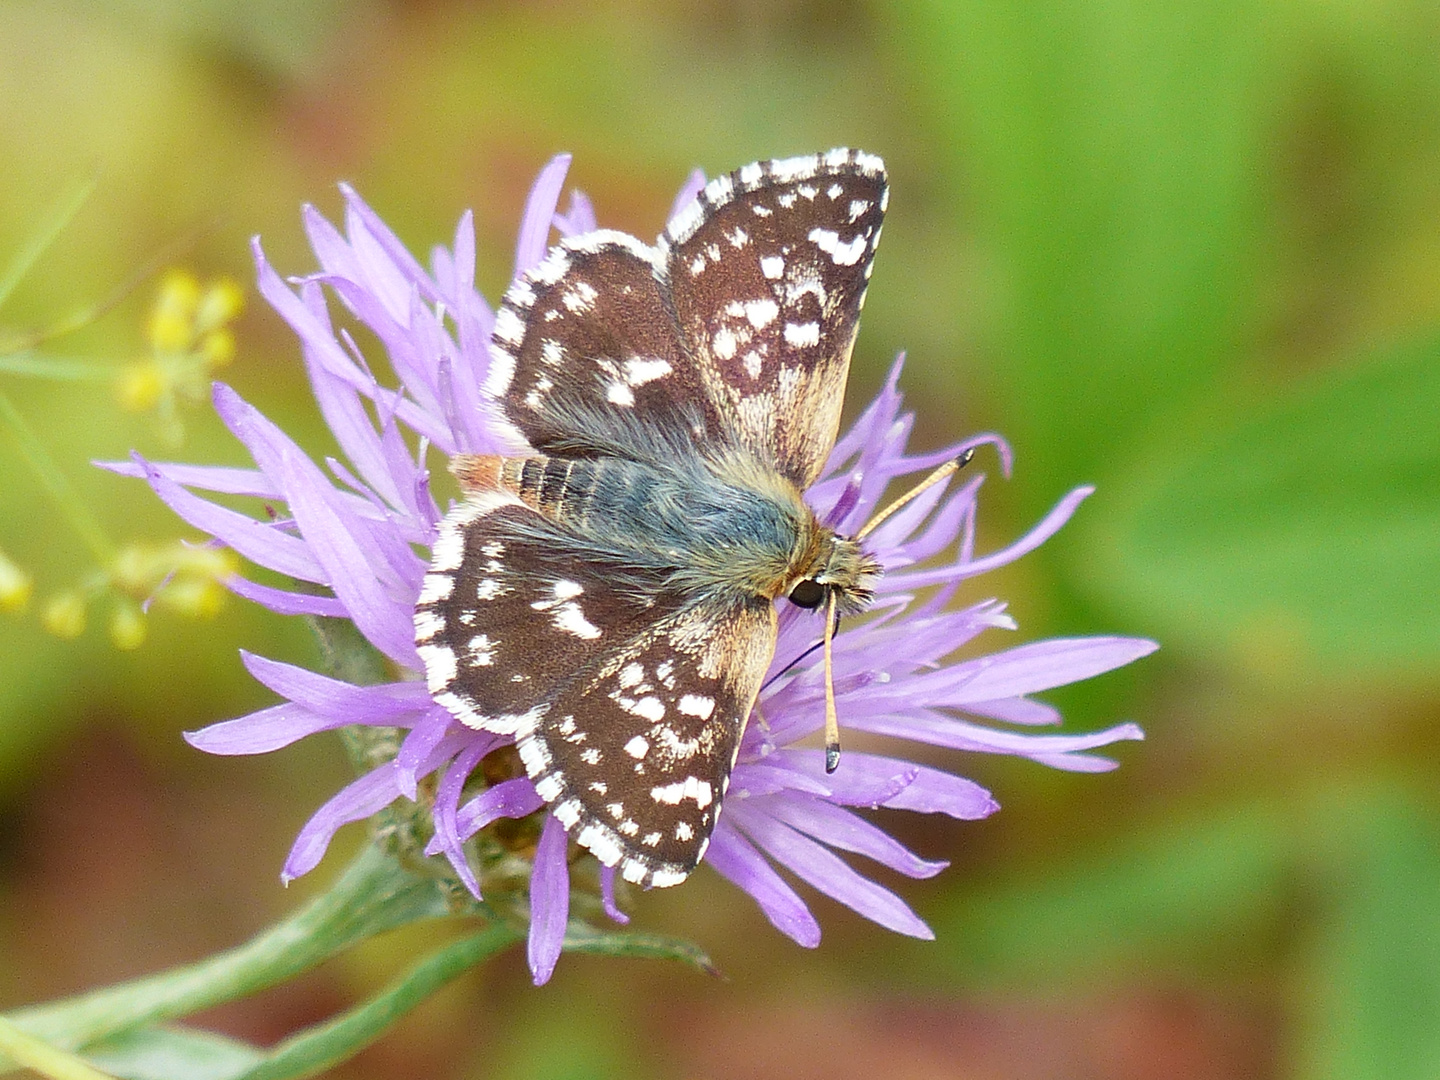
561,921,720,978
84,1026,263,1080
1294,789,1440,1080
888,0,1270,509
1083,335,1440,685
922,800,1291,986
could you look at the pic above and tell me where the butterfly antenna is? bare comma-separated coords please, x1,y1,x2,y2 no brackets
823,590,841,773
855,448,976,542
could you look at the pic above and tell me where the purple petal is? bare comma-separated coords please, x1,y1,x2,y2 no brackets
666,168,707,227
765,749,998,820
880,637,1161,705
184,703,343,755
252,240,452,450
729,761,833,799
846,708,1146,766
554,190,598,237
240,652,432,723
212,384,420,668
97,459,279,498
283,734,468,880
338,184,443,304
393,707,455,799
528,813,570,985
455,777,544,840
515,155,571,276
599,865,629,925
755,794,948,879
704,821,820,948
729,805,933,939
964,697,1062,726
886,486,1094,589
426,737,493,897
225,577,349,617
284,767,402,880
134,454,324,582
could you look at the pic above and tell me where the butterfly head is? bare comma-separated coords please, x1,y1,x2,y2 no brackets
785,530,879,617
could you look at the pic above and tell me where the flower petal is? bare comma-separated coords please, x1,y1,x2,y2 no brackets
729,805,933,939
599,865,629,925
240,651,432,723
704,821,820,948
184,703,342,755
225,577,349,617
755,794,948,879
515,154,571,276
528,813,570,985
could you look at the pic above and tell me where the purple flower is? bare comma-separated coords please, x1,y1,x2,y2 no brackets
107,155,1155,984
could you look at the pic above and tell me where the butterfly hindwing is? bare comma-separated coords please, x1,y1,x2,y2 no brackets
517,596,777,887
415,490,683,735
661,149,888,487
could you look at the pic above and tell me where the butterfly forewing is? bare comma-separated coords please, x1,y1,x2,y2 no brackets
661,149,888,487
485,232,723,462
520,597,777,887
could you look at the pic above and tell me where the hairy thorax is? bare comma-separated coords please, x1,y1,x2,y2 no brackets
451,452,879,613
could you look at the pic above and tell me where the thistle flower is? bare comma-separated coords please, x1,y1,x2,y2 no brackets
109,155,1154,984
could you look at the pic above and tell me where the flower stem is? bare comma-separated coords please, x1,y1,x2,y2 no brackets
3,845,453,1059
0,1018,117,1080
0,388,115,566
231,925,521,1080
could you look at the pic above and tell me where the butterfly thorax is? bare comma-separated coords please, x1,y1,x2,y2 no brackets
452,451,878,614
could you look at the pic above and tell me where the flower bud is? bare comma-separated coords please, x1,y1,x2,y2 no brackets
0,549,32,613
42,592,86,638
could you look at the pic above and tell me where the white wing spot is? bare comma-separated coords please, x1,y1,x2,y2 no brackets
624,735,650,759
553,602,601,639
726,226,749,248
743,350,763,379
744,299,778,329
848,199,872,222
678,694,716,720
751,204,773,217
618,662,644,689
562,280,598,313
606,381,636,406
784,321,821,347
581,747,601,765
650,776,714,809
622,357,672,386
808,227,868,266
675,821,694,841
712,326,738,360
466,634,495,665
827,182,844,199
760,255,785,280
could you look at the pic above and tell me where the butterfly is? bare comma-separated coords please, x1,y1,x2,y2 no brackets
414,149,958,889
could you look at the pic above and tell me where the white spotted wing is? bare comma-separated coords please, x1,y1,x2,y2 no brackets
420,149,888,886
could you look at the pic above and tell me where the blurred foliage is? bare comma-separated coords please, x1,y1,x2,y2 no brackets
2,0,1440,1078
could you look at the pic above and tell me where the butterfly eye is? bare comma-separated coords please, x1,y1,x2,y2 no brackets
788,579,826,609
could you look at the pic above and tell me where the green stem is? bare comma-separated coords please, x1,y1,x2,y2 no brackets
4,845,452,1057
0,177,95,313
233,925,521,1080
0,353,118,381
0,1018,116,1080
0,388,115,565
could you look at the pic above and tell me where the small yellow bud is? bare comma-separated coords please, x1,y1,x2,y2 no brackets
110,601,147,650
42,592,87,639
148,271,202,352
159,576,228,618
196,278,245,333
200,328,236,368
117,361,165,412
0,550,33,613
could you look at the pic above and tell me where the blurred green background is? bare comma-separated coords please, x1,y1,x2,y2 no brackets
2,0,1439,1076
